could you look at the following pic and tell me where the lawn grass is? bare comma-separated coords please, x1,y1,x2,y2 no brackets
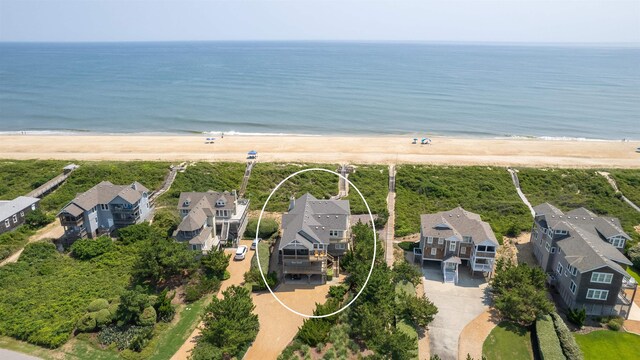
482,322,534,360
0,160,68,200
244,163,339,212
518,168,640,244
39,161,171,213
574,330,640,360
394,281,419,360
627,267,640,284
155,162,245,208
610,169,640,207
344,165,389,216
394,165,531,240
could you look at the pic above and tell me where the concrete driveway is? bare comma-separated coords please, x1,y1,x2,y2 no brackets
422,263,491,360
0,349,40,360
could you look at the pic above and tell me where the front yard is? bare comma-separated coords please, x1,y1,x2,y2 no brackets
574,330,640,360
482,322,534,360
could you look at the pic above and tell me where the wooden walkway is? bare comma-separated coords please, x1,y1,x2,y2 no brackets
27,165,78,198
507,168,535,218
598,171,640,213
384,164,396,267
149,163,184,203
239,160,256,198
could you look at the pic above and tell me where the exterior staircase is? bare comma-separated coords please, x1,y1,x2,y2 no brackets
444,269,456,283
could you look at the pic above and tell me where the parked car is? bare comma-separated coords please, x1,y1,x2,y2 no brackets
251,238,262,250
235,245,248,260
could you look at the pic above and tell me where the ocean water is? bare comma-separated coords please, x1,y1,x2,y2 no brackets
0,42,638,139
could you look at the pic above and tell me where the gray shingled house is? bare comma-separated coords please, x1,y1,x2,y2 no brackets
58,181,153,241
0,196,40,235
414,207,499,284
276,193,350,284
174,191,249,251
531,203,637,318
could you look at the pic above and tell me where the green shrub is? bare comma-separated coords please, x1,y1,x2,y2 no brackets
97,325,154,351
0,226,35,261
76,313,97,333
328,285,348,299
108,302,120,317
536,314,564,360
244,269,278,292
200,250,231,280
17,241,57,264
244,218,279,240
297,318,331,346
154,288,175,323
567,307,586,328
550,312,584,360
87,298,110,312
151,208,181,237
628,244,640,269
24,209,53,229
392,260,422,286
138,306,157,326
95,308,114,328
71,236,115,260
607,317,624,331
184,274,221,303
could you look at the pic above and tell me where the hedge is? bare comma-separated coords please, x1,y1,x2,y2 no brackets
536,314,564,360
550,312,584,360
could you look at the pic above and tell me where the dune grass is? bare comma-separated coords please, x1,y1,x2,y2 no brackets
394,165,531,240
482,322,534,360
574,330,640,360
610,169,640,207
0,160,68,200
344,165,389,216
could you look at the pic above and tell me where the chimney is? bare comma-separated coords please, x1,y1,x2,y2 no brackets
288,196,296,212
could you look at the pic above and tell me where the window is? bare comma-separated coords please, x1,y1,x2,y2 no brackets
486,246,496,252
570,281,577,294
463,236,472,242
181,209,189,215
437,237,444,245
591,272,613,284
12,215,17,223
335,243,346,250
545,242,551,251
586,289,609,301
4,219,9,228
460,247,467,254
477,245,487,252
20,211,24,217
427,237,433,244
449,242,456,252
570,266,578,276
554,229,568,235
550,247,557,254
329,230,340,237
216,199,226,206
100,204,109,210
312,244,325,250
610,238,624,248
556,263,564,275
430,248,437,256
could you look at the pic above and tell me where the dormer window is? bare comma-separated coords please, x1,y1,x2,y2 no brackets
216,199,226,206
462,236,472,242
184,199,191,206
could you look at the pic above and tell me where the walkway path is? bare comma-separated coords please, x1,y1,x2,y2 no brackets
458,310,499,360
0,222,64,267
26,164,78,199
149,163,185,203
239,160,256,198
384,165,396,267
171,240,253,360
598,171,640,213
0,349,40,360
416,281,431,360
507,168,535,217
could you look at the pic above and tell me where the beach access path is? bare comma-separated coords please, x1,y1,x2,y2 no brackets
1,135,639,168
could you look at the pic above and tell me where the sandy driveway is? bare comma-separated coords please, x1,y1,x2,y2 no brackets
422,264,490,360
244,282,334,359
171,240,253,360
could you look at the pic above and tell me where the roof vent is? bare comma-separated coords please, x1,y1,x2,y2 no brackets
583,217,586,220
449,214,452,217
590,217,594,220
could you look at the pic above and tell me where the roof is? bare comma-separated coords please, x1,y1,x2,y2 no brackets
177,191,236,212
279,193,350,251
60,181,149,215
534,203,632,275
0,196,40,221
420,207,499,246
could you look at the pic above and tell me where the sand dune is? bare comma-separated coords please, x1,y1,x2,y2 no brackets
0,135,638,168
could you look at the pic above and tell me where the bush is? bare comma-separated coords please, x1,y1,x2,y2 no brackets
328,285,348,299
76,313,97,333
244,218,279,240
138,306,157,326
244,269,278,291
70,237,115,260
628,244,640,268
607,317,624,331
550,312,584,360
151,209,180,237
24,209,53,229
0,226,35,261
536,314,565,360
95,308,114,328
184,274,221,303
392,261,422,286
97,325,154,351
87,298,110,312
18,241,57,264
154,288,175,323
567,307,586,328
297,318,331,346
200,250,231,280
117,223,163,245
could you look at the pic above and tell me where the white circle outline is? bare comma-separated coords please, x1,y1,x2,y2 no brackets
255,167,377,318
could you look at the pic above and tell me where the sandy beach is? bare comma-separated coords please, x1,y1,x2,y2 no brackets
0,135,638,168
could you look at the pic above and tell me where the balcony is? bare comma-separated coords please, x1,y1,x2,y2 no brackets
111,204,139,214
472,263,493,272
473,251,496,258
60,215,83,227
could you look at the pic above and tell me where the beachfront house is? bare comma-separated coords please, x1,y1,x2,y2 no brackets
0,196,40,235
276,193,350,284
174,191,249,251
58,181,153,241
531,203,637,319
414,207,499,284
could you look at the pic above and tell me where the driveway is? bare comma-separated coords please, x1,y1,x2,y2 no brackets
0,349,40,360
244,281,335,359
422,263,490,360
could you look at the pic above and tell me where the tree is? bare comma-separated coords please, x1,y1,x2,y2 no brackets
566,307,586,328
392,261,422,286
116,286,150,326
377,328,418,360
132,237,195,286
198,285,259,359
396,292,438,328
70,236,114,260
490,260,554,325
154,288,176,322
200,250,231,279
151,209,181,237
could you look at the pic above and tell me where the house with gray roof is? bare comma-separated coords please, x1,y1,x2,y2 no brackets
531,203,637,319
58,181,152,241
174,190,249,251
0,196,40,235
414,207,500,284
276,193,350,284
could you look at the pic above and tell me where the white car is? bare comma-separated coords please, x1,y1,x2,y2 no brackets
251,238,262,250
234,245,248,260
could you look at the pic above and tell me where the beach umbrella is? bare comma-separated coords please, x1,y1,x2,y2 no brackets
248,150,257,155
